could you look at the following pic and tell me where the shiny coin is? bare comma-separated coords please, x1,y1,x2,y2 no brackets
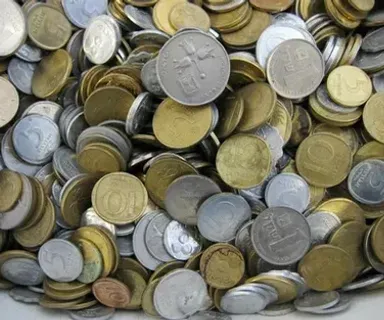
1,257,44,286
0,78,19,128
294,291,340,312
62,0,107,28
124,5,156,30
251,207,311,265
23,101,63,123
220,288,269,314
69,304,115,320
363,93,384,144
157,30,230,106
9,287,42,304
80,208,116,238
92,278,131,309
38,239,84,282
125,92,153,136
7,58,37,95
307,211,341,245
0,169,23,212
273,12,306,29
252,124,284,165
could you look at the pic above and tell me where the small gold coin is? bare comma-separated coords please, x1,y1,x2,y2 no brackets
92,172,148,225
315,198,366,223
216,134,272,189
153,0,186,35
149,260,185,282
44,279,87,292
363,93,384,144
347,0,374,12
327,66,372,107
116,270,147,309
118,258,150,282
0,78,19,128
95,73,143,97
184,252,203,271
296,133,353,187
153,98,214,149
249,0,294,12
27,3,71,50
371,216,384,264
142,279,161,317
44,282,91,301
32,49,72,99
354,141,384,165
75,238,103,284
236,82,277,132
169,2,211,32
209,1,250,32
298,245,355,291
325,0,361,29
40,296,86,309
0,170,23,212
84,86,135,126
268,100,292,144
92,278,131,309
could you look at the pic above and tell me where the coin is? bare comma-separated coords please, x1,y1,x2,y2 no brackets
363,93,384,144
251,207,311,265
307,294,351,314
142,278,160,316
0,78,19,128
371,216,384,264
124,5,155,30
7,57,37,95
0,169,22,212
69,304,115,320
1,257,44,286
75,238,103,284
23,101,63,124
115,269,146,309
294,291,340,312
80,208,116,238
220,287,269,314
316,198,365,223
116,235,134,257
259,303,296,316
169,2,210,32
92,278,131,309
307,211,341,245
9,287,42,304
62,0,107,28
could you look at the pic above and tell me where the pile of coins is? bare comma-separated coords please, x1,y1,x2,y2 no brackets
2,0,384,319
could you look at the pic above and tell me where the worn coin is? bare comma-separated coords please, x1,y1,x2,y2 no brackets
307,211,341,245
363,93,384,144
9,287,42,304
0,78,19,128
125,92,153,136
7,58,37,95
220,288,269,314
62,0,107,28
92,278,131,309
0,169,23,212
69,304,115,320
294,291,340,312
80,208,116,238
1,257,44,286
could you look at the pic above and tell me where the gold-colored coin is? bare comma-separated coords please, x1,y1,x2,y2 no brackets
86,66,109,99
354,141,384,165
65,298,98,311
79,65,108,104
200,243,230,276
246,274,297,304
363,93,384,144
308,184,326,209
296,133,353,187
131,134,164,149
203,244,245,289
145,157,198,208
268,100,292,144
126,0,158,6
230,57,266,83
0,78,18,129
149,260,185,282
325,0,361,29
0,278,14,290
221,10,271,47
169,2,211,32
92,172,148,225
327,66,372,107
13,197,55,248
229,70,259,89
299,0,326,20
249,0,294,12
215,92,244,139
44,281,91,301
105,65,141,83
0,170,22,212
45,0,64,13
44,279,88,292
316,197,366,223
95,73,143,96
236,82,277,132
26,3,71,50
84,86,135,126
299,245,355,291
153,0,186,35
153,98,214,149
61,175,100,228
216,134,272,189
347,0,374,12
40,296,86,309
116,270,147,309
209,1,251,32
333,0,368,20
142,279,161,317
0,250,37,270
213,288,227,310
118,258,150,282
371,216,384,264
72,226,115,277
32,49,72,99
360,203,384,220
185,251,203,271
74,238,103,284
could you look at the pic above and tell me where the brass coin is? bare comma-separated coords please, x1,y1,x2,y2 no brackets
84,86,135,126
27,3,72,50
0,278,14,290
145,157,198,208
126,0,158,6
363,93,384,144
288,105,313,146
354,141,384,165
61,175,100,228
209,1,251,32
316,198,365,223
118,257,150,282
116,270,147,309
371,216,384,264
95,73,143,97
298,244,355,291
64,298,98,310
360,203,384,220
230,57,266,83
45,279,87,292
92,172,148,225
86,66,109,99
149,260,185,282
296,133,353,187
44,281,91,301
184,251,204,271
13,197,55,248
79,65,107,103
32,49,72,99
200,243,229,276
153,98,214,149
40,296,86,309
249,0,294,12
216,134,272,189
74,238,103,284
153,0,186,35
325,0,360,29
142,279,161,317
169,2,211,32
105,65,141,83
347,0,374,12
268,100,292,144
93,278,131,309
0,170,23,212
213,288,227,310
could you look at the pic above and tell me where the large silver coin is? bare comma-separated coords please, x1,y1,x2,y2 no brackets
267,39,324,99
252,124,284,165
306,211,341,245
197,193,251,243
69,304,115,320
1,258,44,286
265,173,310,213
165,175,221,226
251,207,311,265
116,235,134,257
7,58,37,95
362,27,384,53
348,160,384,205
15,43,43,63
9,287,42,304
220,288,269,314
157,30,230,106
294,291,340,312
141,59,166,97
154,269,210,320
133,212,162,271
62,0,108,28
124,5,156,30
80,207,116,237
125,92,153,136
38,239,84,282
22,101,63,124
12,115,61,165
163,220,201,260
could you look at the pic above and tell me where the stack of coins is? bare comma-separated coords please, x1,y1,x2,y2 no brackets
2,0,384,319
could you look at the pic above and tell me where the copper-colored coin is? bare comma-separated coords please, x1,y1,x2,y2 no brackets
92,278,131,309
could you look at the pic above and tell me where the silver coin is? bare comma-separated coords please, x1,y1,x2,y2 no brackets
69,305,115,320
265,173,310,213
38,239,84,282
235,283,278,303
308,294,351,315
98,120,127,132
267,39,324,99
165,175,221,226
273,13,307,29
133,212,162,270
0,0,27,57
157,30,230,106
202,0,246,12
12,115,61,165
66,30,84,77
62,0,107,28
362,27,384,53
220,288,269,314
1,258,44,286
0,174,34,230
239,167,279,200
53,146,82,182
116,235,134,257
235,219,255,255
267,270,308,297
55,229,75,241
35,162,53,181
325,37,346,74
145,211,174,262
15,42,43,62
116,223,135,237
61,107,83,146
364,225,384,273
28,286,45,294
252,124,284,165
80,207,116,237
51,180,63,206
83,15,121,64
125,92,153,136
66,110,89,150
129,150,162,168
307,211,341,245
354,50,384,73
129,29,170,48
7,58,37,94
342,274,384,292
373,74,384,93
259,303,296,316
316,84,358,114
294,291,340,312
255,257,297,275
9,287,42,304
163,220,201,260
141,58,166,97
348,160,384,205
60,81,79,108
189,311,231,320
323,36,336,61
251,207,311,265
197,193,251,243
124,5,155,29
23,101,64,124
154,269,210,320
306,13,329,32
199,133,220,163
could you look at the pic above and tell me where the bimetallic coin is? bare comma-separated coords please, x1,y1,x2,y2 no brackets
251,207,311,265
1,258,44,286
7,58,37,95
9,287,42,304
69,304,115,320
294,291,340,312
62,0,107,28
307,212,341,245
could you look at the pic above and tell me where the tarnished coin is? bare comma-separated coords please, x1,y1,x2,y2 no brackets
294,291,340,312
38,239,84,282
157,30,230,106
69,304,115,320
62,0,107,28
197,193,251,243
251,207,311,265
0,169,23,212
7,58,37,95
363,93,384,144
307,211,341,245
1,257,44,286
92,278,131,309
9,287,42,304
0,78,19,128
